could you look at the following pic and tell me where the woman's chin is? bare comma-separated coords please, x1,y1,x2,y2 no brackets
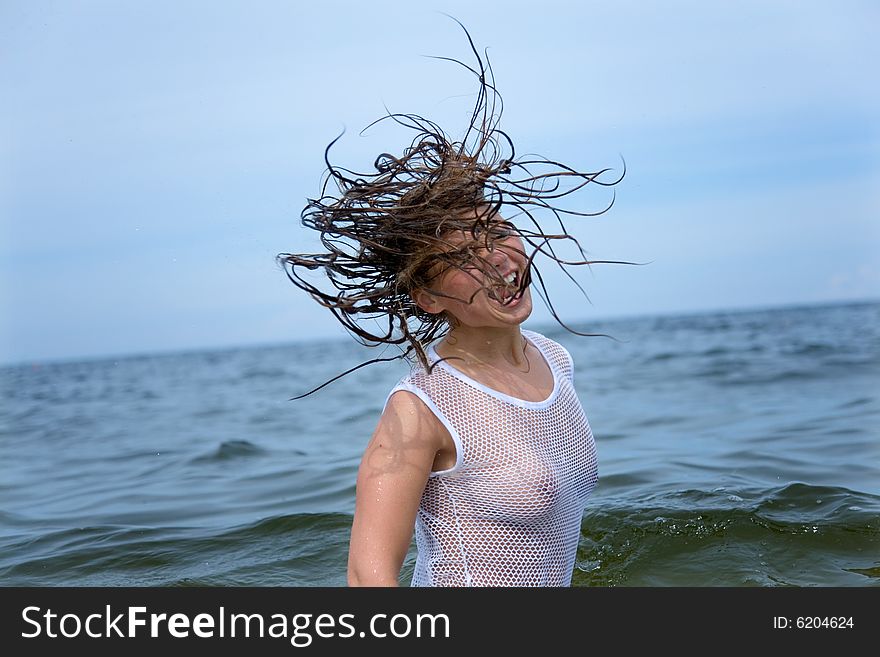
445,289,533,329
487,290,533,322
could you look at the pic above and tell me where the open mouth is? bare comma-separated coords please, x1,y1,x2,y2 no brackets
487,268,526,305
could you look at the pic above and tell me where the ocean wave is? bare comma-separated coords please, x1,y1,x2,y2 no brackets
191,440,267,463
573,483,880,587
0,513,354,587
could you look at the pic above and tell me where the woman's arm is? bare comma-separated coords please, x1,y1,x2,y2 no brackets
347,390,445,586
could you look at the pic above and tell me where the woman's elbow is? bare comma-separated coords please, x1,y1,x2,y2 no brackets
347,561,400,587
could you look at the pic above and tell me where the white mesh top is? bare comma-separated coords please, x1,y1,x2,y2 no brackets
387,329,598,587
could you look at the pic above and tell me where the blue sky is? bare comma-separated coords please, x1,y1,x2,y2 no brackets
2,0,878,365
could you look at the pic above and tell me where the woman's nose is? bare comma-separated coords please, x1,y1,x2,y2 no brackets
486,247,510,270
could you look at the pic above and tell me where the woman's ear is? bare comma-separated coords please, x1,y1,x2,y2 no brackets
412,288,442,314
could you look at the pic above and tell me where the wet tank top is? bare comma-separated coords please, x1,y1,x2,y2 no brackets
386,329,598,586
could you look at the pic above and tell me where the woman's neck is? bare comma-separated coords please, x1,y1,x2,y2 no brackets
438,326,528,370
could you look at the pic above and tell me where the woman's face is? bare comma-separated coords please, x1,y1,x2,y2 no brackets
415,211,533,330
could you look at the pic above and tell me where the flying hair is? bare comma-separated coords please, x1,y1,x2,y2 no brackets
277,18,636,398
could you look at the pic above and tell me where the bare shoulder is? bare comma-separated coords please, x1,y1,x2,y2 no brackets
354,388,453,491
374,389,447,451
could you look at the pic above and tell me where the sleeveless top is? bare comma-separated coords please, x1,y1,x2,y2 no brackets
386,329,598,587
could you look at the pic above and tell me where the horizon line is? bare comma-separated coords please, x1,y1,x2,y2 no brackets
2,295,877,370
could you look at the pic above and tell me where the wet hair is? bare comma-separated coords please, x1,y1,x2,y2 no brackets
278,20,633,397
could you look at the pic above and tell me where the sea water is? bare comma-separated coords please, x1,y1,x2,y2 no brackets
1,300,877,586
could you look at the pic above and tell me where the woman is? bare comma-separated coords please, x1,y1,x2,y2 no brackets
278,23,626,586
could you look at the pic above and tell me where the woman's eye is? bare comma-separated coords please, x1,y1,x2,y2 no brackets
441,248,475,265
473,222,514,240
489,221,515,238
